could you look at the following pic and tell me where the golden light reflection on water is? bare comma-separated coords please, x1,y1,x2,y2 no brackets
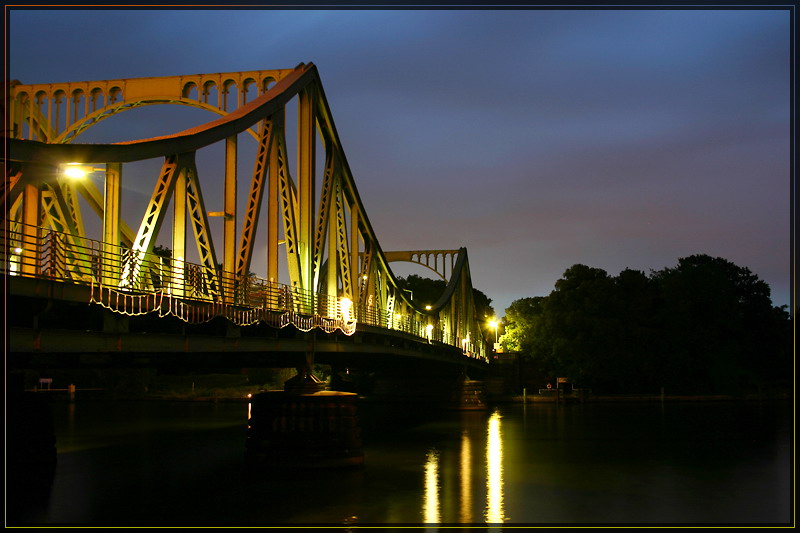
423,449,440,524
485,409,505,524
460,432,472,523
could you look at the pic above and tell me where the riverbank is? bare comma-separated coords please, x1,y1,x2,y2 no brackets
32,387,792,404
497,391,792,403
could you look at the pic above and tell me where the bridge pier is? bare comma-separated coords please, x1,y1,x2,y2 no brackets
361,368,487,411
450,378,488,411
246,343,362,468
245,390,363,469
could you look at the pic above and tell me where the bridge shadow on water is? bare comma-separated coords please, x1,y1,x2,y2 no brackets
7,392,494,527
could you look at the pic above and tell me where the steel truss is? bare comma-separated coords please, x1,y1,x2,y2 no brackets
5,64,487,360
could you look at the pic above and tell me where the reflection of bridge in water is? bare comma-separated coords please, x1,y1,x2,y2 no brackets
5,63,488,380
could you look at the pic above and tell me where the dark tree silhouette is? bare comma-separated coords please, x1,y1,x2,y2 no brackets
501,255,790,395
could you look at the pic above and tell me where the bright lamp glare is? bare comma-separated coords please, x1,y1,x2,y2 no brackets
63,165,87,179
339,297,353,321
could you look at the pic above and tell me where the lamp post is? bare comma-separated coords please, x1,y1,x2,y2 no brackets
489,319,498,352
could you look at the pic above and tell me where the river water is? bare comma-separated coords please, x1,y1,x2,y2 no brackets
13,399,793,526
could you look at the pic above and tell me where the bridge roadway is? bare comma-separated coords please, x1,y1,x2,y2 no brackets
8,275,488,378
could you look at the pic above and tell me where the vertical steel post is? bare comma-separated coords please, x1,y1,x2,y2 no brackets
349,206,359,306
297,85,315,295
172,171,187,297
102,163,122,286
327,178,338,315
267,112,283,285
21,180,41,275
224,135,237,302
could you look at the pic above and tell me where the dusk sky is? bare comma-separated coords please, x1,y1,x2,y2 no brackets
8,7,792,316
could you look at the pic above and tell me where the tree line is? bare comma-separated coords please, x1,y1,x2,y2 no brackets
500,255,791,395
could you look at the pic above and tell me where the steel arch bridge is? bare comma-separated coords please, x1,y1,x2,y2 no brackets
4,63,488,367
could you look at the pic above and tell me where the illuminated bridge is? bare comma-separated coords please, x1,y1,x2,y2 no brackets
4,63,489,380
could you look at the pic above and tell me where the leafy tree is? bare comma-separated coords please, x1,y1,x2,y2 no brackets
534,264,620,390
396,274,445,309
396,274,494,318
499,297,544,353
652,254,788,393
152,245,172,259
500,255,789,395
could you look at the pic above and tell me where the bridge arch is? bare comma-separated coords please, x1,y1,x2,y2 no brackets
53,97,262,144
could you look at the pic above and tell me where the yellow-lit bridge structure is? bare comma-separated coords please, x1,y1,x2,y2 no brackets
4,63,488,372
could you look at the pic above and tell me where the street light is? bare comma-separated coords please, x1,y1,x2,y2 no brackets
339,297,353,322
489,318,499,352
61,163,104,179
61,163,90,179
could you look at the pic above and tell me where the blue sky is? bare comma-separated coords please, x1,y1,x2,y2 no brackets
8,7,792,314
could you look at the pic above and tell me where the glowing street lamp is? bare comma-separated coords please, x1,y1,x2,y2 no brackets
489,318,499,353
339,297,353,322
61,163,105,180
62,163,89,179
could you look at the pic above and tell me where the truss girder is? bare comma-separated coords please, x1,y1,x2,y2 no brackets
184,158,220,296
72,177,135,247
122,155,181,285
40,184,93,280
275,124,302,289
334,178,353,300
297,85,316,296
236,118,274,280
61,180,85,241
313,149,336,292
5,63,489,360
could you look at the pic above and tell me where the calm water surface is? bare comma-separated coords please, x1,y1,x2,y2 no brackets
20,399,793,526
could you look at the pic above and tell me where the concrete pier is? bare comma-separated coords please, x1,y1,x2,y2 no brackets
245,390,363,468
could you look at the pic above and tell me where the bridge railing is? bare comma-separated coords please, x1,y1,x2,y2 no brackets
3,224,484,354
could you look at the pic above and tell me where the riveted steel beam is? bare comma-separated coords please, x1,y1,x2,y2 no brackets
184,156,220,297
122,155,181,287
335,178,352,301
223,135,237,273
313,149,336,292
236,118,273,281
297,84,316,294
276,123,301,289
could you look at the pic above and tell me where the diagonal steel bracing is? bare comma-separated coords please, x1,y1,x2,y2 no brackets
5,64,489,361
276,124,302,289
236,117,274,281
184,157,220,297
122,155,181,286
313,148,336,293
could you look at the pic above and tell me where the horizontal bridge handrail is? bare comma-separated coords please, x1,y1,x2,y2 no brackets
3,223,486,360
